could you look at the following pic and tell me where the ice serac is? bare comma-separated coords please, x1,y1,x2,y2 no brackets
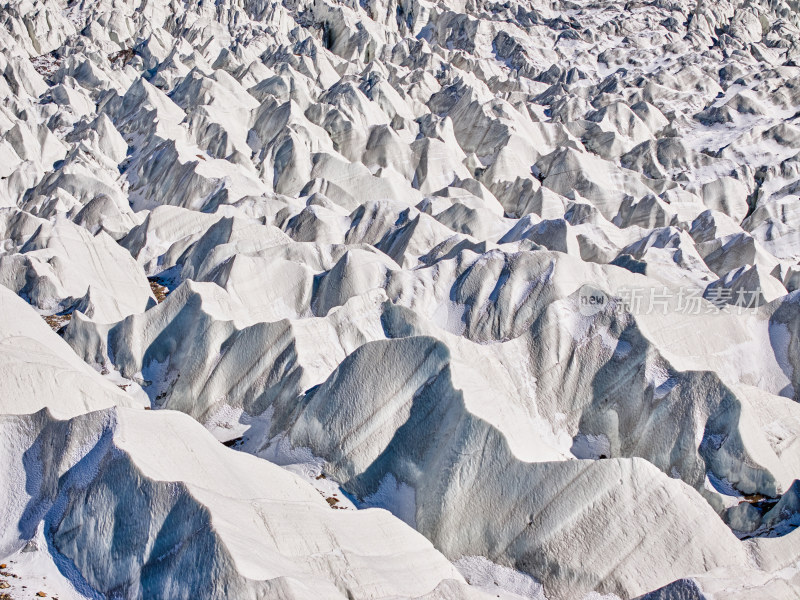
282,336,749,599
0,210,154,322
0,406,492,600
0,284,134,418
1,0,800,597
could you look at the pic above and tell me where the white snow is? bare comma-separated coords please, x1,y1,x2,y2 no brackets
0,0,800,597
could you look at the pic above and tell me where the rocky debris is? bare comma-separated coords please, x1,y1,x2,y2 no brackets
147,278,169,303
42,313,70,332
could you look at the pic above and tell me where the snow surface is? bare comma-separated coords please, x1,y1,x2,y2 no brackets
0,0,800,597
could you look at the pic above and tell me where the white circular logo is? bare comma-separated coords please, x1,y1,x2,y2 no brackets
578,284,608,316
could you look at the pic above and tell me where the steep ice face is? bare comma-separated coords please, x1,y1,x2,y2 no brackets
1,0,800,598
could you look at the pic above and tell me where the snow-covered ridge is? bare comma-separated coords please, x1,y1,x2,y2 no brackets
1,0,800,597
